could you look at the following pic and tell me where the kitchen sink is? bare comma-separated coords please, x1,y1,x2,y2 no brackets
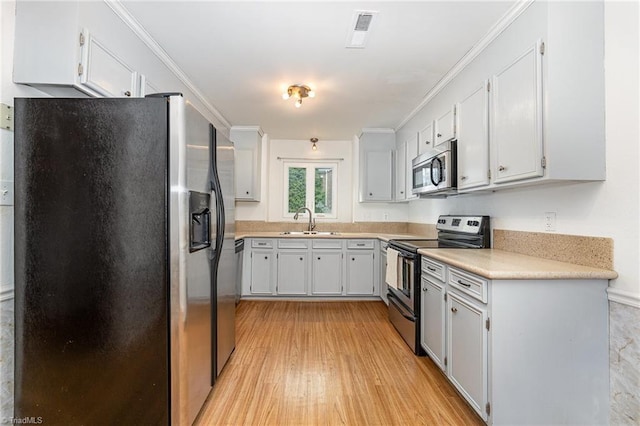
279,231,340,235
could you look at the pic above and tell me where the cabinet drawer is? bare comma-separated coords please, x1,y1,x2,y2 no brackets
422,257,445,281
278,239,309,249
312,239,344,249
448,267,488,303
251,239,274,249
347,239,374,249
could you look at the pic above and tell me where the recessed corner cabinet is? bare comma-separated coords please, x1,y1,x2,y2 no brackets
359,129,396,202
231,126,263,202
13,2,144,98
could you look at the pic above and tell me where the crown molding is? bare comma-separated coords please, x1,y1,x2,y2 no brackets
231,126,264,137
396,0,536,131
105,0,232,130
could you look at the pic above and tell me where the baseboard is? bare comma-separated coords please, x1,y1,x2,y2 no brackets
608,287,640,309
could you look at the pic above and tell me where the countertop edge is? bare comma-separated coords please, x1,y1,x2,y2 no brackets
418,248,618,280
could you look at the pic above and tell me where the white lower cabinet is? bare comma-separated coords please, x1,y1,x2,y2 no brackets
446,290,488,420
420,277,446,371
243,238,379,299
312,252,343,295
346,251,375,295
276,251,308,295
420,256,610,425
250,250,274,294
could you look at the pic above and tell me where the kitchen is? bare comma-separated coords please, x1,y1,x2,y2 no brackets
0,0,638,425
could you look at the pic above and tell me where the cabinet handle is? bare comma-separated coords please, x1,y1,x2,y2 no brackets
317,257,321,260
457,279,471,287
124,91,132,97
246,191,250,195
352,258,355,261
427,266,436,272
400,191,404,194
300,257,303,261
264,256,268,260
437,133,442,138
498,165,506,172
425,140,431,145
451,307,458,313
369,192,373,196
460,176,467,181
423,287,427,292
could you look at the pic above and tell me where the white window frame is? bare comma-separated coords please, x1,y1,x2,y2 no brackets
283,160,339,219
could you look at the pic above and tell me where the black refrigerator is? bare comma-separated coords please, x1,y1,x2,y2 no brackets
13,95,236,425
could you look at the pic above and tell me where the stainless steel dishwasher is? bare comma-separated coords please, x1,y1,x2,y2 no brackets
235,239,244,305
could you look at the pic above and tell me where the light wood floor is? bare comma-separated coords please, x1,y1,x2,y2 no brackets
196,301,483,425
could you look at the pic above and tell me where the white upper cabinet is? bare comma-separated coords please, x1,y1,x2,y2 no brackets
359,129,396,202
395,141,407,201
457,81,490,190
405,134,419,200
434,105,457,146
231,126,263,202
13,2,143,98
79,30,138,98
490,41,544,184
418,121,434,155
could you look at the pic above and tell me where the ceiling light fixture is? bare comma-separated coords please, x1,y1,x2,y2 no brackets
282,84,315,108
310,137,318,151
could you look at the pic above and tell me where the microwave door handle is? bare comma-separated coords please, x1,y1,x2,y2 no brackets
430,157,439,186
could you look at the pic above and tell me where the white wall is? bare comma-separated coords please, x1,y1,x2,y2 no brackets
404,1,639,298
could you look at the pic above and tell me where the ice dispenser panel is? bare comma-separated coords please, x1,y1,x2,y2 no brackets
189,191,211,253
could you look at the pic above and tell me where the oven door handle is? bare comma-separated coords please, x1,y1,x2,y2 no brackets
388,293,416,322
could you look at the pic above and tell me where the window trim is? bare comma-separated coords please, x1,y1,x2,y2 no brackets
282,160,339,219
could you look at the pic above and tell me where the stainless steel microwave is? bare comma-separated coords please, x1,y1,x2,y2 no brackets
411,141,457,196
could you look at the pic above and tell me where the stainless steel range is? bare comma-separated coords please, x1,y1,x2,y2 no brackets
387,215,490,354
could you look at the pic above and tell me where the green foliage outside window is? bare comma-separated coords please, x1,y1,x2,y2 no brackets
288,167,306,213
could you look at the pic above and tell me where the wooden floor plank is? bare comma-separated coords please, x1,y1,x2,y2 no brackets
195,301,483,426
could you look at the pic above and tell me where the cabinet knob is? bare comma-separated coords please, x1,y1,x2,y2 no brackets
423,287,427,292
124,91,132,97
437,133,442,138
369,192,373,196
451,307,458,313
299,257,303,261
426,140,431,145
246,191,250,195
460,176,467,181
498,165,506,172
400,191,404,194
352,258,355,261
264,256,268,260
317,257,321,260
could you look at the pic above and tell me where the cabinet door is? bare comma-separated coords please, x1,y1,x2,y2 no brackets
447,291,488,420
421,277,446,371
457,82,490,190
435,106,456,146
363,151,393,201
418,122,434,155
346,251,375,295
491,40,544,184
405,135,418,200
395,142,406,201
80,31,138,97
235,149,255,200
277,251,308,295
250,250,273,294
312,252,343,295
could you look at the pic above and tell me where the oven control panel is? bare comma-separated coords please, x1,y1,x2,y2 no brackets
436,215,488,235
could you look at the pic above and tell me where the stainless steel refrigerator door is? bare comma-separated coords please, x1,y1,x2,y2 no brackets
169,96,213,426
212,130,236,377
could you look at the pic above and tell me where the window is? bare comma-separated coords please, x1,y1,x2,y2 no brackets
284,161,338,218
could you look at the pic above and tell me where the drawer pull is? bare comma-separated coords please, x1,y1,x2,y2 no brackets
264,256,268,260
357,243,365,246
457,279,471,287
451,307,458,313
427,266,437,272
300,257,303,261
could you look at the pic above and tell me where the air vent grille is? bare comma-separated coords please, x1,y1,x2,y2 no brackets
346,10,378,49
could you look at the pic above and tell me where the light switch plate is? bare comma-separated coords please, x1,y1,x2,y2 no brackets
1,103,14,131
0,181,14,206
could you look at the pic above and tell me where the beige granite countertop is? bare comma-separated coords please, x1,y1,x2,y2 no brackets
236,232,422,241
418,248,618,280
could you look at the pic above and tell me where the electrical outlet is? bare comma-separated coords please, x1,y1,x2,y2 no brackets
383,212,389,221
544,212,556,232
0,181,13,206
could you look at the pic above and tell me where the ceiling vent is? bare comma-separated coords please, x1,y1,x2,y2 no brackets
345,10,378,49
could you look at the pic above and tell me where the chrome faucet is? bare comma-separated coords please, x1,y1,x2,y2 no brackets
293,207,316,232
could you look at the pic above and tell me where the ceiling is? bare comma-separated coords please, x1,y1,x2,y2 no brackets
121,1,515,140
